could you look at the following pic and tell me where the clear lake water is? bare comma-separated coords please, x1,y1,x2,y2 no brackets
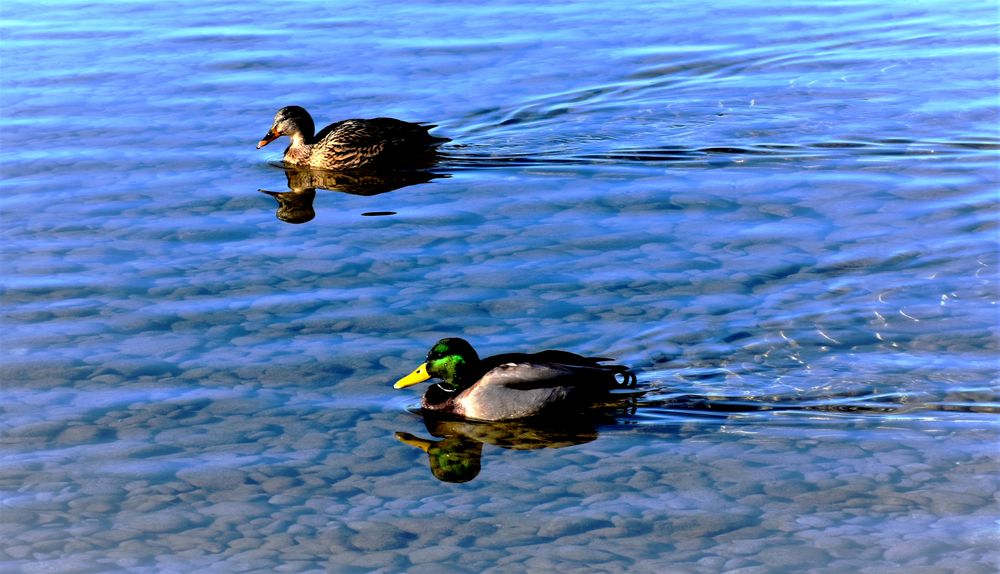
2,1,998,572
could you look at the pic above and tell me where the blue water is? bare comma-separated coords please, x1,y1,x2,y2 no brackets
2,1,998,572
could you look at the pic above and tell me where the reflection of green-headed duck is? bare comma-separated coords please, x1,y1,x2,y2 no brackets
394,338,636,421
395,432,483,483
256,106,448,170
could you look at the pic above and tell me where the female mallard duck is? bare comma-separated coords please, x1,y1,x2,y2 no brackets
256,106,448,170
394,338,636,421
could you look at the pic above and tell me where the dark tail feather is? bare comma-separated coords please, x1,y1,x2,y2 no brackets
607,364,637,388
418,123,451,145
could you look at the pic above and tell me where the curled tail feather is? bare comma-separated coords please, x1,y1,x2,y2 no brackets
607,364,637,388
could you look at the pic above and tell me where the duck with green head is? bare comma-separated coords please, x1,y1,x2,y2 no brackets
394,338,636,421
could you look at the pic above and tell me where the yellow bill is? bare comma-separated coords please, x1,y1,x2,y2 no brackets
394,363,431,389
395,432,433,452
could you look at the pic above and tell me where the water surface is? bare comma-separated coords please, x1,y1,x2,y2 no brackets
2,1,998,572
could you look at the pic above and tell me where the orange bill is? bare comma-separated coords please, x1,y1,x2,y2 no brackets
256,129,280,149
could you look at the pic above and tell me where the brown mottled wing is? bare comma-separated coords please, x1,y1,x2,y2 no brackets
314,118,446,169
316,119,444,147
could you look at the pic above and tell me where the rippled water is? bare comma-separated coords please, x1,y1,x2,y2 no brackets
2,1,998,572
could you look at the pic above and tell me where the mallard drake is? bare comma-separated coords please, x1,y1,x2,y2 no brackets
256,106,448,170
394,338,636,421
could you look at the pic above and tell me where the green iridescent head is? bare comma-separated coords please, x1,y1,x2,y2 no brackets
394,338,481,391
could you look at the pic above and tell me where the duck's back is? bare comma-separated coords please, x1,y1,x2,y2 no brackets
311,118,447,169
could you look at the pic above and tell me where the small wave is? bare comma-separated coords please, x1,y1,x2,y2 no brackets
617,385,1000,428
439,137,997,170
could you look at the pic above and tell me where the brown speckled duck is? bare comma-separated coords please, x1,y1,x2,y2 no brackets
256,106,448,170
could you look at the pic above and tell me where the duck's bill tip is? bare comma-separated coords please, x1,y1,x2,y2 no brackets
394,363,431,389
256,131,279,149
395,432,433,452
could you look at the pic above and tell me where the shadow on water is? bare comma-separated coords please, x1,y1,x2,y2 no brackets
257,134,998,223
396,410,620,483
258,165,448,223
398,384,999,482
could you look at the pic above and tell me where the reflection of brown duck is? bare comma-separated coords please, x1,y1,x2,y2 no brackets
259,188,316,224
259,167,445,223
283,166,442,196
396,415,603,483
394,338,636,421
256,106,448,170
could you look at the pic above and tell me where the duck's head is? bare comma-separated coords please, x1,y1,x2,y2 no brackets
257,106,315,149
394,338,481,391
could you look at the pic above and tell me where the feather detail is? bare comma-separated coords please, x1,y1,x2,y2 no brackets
397,338,637,422
260,107,448,170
